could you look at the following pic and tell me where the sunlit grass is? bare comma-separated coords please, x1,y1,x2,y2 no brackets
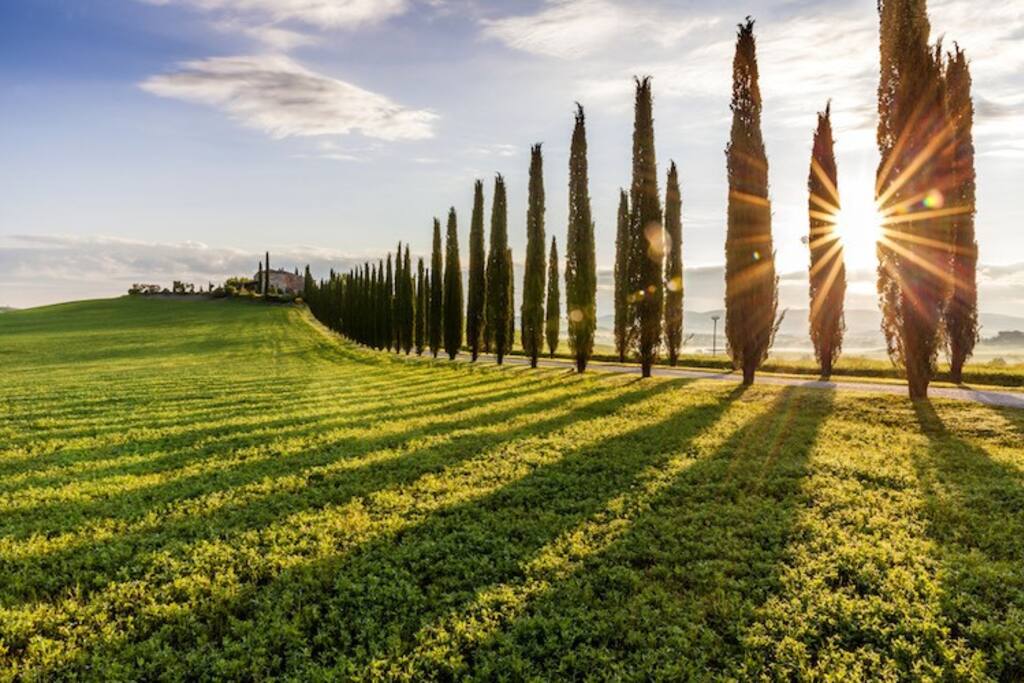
1,297,1022,679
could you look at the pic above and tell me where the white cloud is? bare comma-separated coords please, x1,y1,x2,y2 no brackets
142,0,408,30
481,0,717,60
140,54,437,140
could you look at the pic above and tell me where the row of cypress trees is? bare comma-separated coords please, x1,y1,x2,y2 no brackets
307,6,977,398
307,107,599,372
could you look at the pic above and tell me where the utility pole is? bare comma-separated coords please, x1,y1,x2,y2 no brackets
711,314,720,356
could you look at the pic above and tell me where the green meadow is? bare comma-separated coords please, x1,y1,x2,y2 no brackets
2,297,1023,680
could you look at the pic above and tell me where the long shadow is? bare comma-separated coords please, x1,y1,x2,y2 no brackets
450,387,835,679
0,364,483,458
1,375,657,608
0,370,554,492
913,400,1024,679
0,370,576,540
13,378,722,678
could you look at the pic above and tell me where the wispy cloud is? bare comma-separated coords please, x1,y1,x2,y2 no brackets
481,0,717,60
142,0,408,30
140,54,438,140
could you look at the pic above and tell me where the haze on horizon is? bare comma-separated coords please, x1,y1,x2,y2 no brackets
1,0,1021,314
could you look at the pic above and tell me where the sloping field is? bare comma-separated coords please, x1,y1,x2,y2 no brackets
1,297,1023,680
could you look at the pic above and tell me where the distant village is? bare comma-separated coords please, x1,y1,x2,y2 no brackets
128,253,304,301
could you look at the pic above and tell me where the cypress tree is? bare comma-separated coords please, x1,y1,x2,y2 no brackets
521,143,547,368
627,76,664,378
486,175,511,364
506,248,515,357
376,260,386,350
415,258,426,355
876,0,951,398
257,261,263,295
402,244,415,354
808,103,847,379
725,19,778,385
664,160,684,366
466,179,487,361
264,251,270,297
384,253,394,352
429,218,444,358
546,237,560,357
303,265,315,300
613,189,630,363
443,208,464,360
943,45,977,384
565,104,597,372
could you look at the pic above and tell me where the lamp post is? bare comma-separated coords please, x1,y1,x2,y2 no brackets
711,315,720,356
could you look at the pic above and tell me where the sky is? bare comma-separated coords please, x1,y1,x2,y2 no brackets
1,0,1022,315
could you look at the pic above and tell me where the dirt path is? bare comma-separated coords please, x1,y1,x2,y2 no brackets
444,352,1024,409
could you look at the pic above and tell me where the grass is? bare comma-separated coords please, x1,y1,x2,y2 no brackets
1,297,1023,680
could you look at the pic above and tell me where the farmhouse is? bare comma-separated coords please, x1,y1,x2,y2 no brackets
255,268,304,294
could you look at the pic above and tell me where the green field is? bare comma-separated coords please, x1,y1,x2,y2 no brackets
2,298,1024,680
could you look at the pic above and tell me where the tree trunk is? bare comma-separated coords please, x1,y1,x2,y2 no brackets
576,356,587,374
742,363,756,385
949,358,964,384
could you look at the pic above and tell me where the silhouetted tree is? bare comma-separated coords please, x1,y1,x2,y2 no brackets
808,103,846,378
876,0,951,398
627,76,664,378
466,179,487,361
429,218,444,358
546,237,560,357
264,252,270,298
486,175,512,364
401,244,415,353
443,208,464,360
565,104,596,372
384,253,394,352
613,189,630,363
725,19,779,385
521,144,546,368
506,248,515,357
415,258,426,355
943,45,977,384
664,160,683,366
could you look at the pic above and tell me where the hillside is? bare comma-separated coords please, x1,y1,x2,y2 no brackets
2,297,1023,679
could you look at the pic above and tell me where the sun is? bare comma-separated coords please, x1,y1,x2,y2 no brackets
833,192,884,270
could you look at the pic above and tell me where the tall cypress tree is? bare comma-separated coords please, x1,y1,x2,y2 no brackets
443,208,464,360
876,0,951,398
808,103,846,378
627,76,664,378
401,244,414,353
376,260,386,350
264,251,270,298
565,104,597,372
725,19,778,385
384,253,394,352
664,160,684,366
466,179,487,361
546,237,560,357
521,144,547,368
486,175,511,364
943,45,977,384
415,258,426,355
613,189,630,363
429,218,444,358
506,248,515,357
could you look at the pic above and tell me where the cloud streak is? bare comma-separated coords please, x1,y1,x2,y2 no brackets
142,0,408,30
140,54,438,140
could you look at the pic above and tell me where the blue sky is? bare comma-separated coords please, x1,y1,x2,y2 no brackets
1,0,1022,315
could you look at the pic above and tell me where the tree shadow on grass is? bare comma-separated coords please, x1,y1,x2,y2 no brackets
87,379,736,679
0,370,553,493
0,375,658,610
455,387,836,680
11,378,710,678
913,400,1024,679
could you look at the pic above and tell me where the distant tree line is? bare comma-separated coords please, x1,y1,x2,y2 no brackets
304,1,977,399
